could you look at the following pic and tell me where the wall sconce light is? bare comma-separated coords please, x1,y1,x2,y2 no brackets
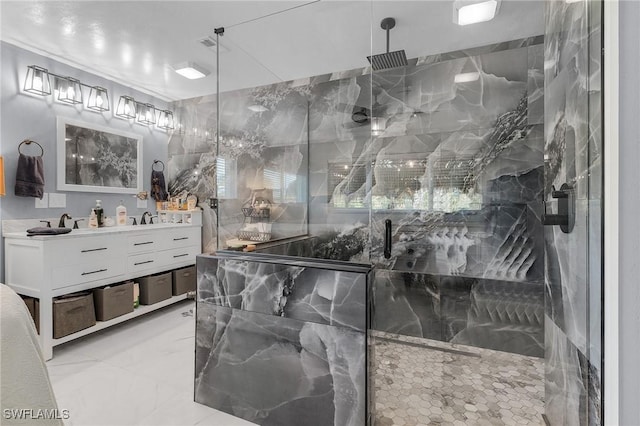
23,64,174,131
57,77,83,104
136,102,156,125
157,110,175,130
24,65,51,95
115,95,137,119
371,116,387,136
87,86,110,112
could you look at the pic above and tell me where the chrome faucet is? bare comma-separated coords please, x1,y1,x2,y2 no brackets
141,211,153,225
58,213,72,228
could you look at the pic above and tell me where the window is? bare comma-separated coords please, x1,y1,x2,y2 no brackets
263,167,305,203
216,157,237,199
328,156,482,212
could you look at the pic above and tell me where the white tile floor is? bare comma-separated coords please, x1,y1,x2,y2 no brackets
46,301,256,426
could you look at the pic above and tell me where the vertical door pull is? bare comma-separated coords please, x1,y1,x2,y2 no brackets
384,219,392,259
542,183,575,233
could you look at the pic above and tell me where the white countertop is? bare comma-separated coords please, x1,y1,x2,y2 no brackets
3,223,200,240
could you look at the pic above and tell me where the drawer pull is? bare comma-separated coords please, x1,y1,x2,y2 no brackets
81,268,107,276
173,237,189,241
173,253,189,258
134,241,154,246
134,260,154,266
81,247,107,253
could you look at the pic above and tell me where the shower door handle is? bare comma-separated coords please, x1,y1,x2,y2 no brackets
384,219,392,259
542,183,574,233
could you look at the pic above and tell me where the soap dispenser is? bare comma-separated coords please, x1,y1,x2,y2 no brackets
116,200,127,226
89,209,98,229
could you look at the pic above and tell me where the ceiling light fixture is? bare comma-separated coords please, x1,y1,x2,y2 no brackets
454,72,480,83
453,0,500,26
173,62,210,79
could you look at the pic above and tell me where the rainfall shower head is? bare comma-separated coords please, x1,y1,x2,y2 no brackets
367,17,408,71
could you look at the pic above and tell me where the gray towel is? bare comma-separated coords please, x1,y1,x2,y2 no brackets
15,153,44,199
26,227,72,236
151,170,168,201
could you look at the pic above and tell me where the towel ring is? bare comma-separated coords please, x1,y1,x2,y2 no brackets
152,160,165,172
18,139,44,157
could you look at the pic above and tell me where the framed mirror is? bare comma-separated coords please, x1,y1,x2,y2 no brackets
56,117,143,193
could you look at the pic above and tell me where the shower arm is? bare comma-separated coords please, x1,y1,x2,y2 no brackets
380,17,396,54
386,27,390,53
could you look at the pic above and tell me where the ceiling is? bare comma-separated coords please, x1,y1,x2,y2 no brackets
0,1,544,102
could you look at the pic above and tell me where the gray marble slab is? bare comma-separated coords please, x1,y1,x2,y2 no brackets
544,315,588,426
373,270,544,357
195,302,367,426
197,255,368,332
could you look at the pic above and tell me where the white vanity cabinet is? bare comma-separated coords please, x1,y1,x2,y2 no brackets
4,223,202,360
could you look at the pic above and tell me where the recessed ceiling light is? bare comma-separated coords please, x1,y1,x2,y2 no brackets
248,105,268,112
454,0,500,26
173,62,210,79
454,72,480,83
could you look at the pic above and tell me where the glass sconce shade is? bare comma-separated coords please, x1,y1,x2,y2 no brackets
58,77,83,104
23,64,168,129
157,110,175,130
87,86,110,112
116,95,137,119
24,65,51,95
136,103,157,125
371,116,387,136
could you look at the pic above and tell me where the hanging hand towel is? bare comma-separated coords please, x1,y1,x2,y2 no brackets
150,161,168,201
15,153,44,199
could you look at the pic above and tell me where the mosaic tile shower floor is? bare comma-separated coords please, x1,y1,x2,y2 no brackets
373,332,545,426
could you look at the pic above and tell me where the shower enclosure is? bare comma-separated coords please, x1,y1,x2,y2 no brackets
168,1,604,424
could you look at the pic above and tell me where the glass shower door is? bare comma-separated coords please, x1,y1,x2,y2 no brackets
542,0,603,424
368,2,552,425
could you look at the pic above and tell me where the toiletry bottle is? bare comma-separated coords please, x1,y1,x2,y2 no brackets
89,209,98,229
116,200,127,226
95,200,104,227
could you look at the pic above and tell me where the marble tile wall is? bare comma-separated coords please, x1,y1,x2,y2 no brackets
168,37,546,258
195,254,372,426
362,40,546,358
171,36,549,359
167,82,310,251
543,0,602,424
195,302,367,426
197,255,368,332
373,270,544,358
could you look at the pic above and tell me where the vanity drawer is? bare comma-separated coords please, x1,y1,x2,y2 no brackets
160,245,200,266
164,227,201,249
52,257,125,290
127,252,159,274
50,236,125,266
127,233,160,254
